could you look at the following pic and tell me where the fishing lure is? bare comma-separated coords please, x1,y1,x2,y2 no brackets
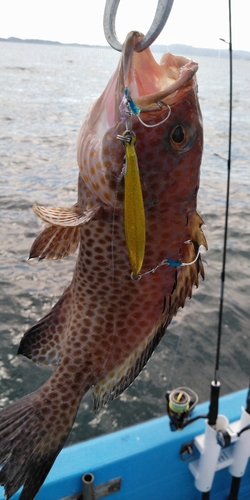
117,86,173,277
117,130,146,277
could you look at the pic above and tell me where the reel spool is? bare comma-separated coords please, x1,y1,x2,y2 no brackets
166,387,199,431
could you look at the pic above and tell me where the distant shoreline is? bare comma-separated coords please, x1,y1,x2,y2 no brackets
1,36,249,59
0,36,106,50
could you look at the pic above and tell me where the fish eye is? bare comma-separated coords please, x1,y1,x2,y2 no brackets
171,125,185,145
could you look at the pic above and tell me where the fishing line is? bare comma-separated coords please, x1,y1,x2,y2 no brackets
132,244,206,281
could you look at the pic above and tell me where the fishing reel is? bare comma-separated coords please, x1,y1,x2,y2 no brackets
166,387,199,431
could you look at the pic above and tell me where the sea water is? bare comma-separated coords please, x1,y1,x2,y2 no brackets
0,41,249,444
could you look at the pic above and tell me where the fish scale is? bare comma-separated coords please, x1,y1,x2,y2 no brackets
0,31,207,500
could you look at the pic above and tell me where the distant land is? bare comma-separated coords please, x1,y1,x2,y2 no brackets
1,36,249,59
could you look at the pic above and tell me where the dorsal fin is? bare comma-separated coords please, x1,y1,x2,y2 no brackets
30,204,101,259
169,211,207,314
18,287,71,366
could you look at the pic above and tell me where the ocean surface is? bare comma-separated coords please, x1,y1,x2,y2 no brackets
0,41,249,446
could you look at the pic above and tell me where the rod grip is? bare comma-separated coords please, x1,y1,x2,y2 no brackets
245,387,250,414
208,380,220,426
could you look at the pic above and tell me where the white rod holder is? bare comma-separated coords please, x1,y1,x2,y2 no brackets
189,415,229,493
229,407,250,477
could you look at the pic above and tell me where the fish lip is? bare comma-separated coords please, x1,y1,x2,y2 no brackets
119,31,199,111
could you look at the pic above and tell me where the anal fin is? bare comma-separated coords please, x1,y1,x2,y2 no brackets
92,316,168,411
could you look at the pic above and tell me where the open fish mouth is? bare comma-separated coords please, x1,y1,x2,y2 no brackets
118,31,199,113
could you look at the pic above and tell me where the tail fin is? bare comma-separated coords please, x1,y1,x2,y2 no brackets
0,386,78,500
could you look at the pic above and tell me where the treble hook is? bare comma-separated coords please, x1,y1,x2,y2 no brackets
103,0,174,52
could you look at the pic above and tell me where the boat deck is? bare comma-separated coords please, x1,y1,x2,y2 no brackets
0,389,250,500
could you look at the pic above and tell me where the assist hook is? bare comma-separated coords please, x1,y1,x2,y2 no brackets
103,0,174,52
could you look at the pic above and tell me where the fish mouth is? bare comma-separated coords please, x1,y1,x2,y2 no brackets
119,31,198,112
91,31,198,133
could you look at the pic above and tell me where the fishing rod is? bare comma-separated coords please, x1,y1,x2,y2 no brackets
194,2,250,499
207,0,234,430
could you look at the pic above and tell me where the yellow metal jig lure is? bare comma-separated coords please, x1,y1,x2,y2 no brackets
117,87,172,279
121,131,146,277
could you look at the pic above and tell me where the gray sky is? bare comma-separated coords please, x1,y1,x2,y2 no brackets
1,0,249,51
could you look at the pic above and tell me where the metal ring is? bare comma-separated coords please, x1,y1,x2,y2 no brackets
103,0,174,52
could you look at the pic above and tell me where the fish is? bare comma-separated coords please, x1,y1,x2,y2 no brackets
0,31,207,500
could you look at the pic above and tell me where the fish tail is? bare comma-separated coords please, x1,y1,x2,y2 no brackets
0,380,82,500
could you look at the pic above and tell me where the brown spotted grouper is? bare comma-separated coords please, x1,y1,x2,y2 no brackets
0,31,207,499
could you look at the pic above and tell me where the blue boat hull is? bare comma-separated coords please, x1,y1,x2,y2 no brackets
1,389,250,500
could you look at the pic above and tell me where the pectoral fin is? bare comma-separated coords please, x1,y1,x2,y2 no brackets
29,225,81,259
33,203,100,227
30,204,100,259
